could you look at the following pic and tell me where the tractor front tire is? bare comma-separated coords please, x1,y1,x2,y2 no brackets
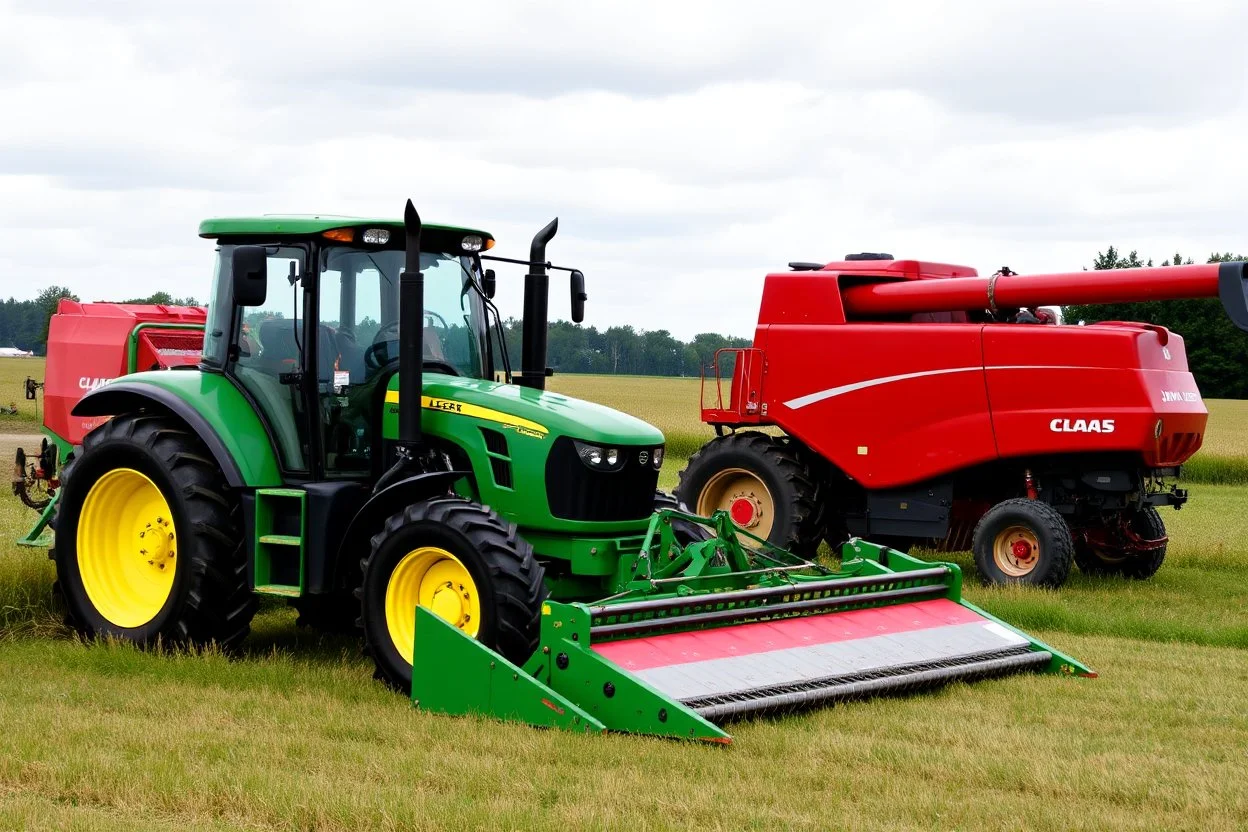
972,498,1074,588
1074,507,1168,580
358,497,545,693
52,414,256,649
675,432,822,556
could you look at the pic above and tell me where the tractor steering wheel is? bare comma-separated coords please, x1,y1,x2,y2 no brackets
364,321,401,371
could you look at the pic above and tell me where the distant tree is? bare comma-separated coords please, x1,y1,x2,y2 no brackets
34,286,80,351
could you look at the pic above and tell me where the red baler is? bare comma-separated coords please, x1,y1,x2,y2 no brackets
13,301,206,546
678,256,1248,587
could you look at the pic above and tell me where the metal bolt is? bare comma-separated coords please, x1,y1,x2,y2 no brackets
571,632,579,641
542,646,550,654
556,652,569,670
603,682,615,698
658,708,668,723
140,549,147,555
147,560,154,565
139,531,145,539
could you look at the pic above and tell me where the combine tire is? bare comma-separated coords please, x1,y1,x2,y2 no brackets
358,497,545,693
51,414,256,649
1074,507,1167,580
675,432,822,555
972,499,1073,588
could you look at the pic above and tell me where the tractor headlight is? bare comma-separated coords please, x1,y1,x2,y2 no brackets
362,228,390,245
651,446,664,470
461,235,484,252
573,440,624,471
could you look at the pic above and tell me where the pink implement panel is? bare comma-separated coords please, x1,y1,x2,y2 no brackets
594,598,983,672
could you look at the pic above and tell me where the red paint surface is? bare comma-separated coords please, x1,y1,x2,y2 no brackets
44,299,206,445
593,598,982,672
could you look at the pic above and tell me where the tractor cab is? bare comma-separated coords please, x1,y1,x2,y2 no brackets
198,217,497,477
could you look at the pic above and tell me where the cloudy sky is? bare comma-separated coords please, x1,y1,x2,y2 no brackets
1,0,1245,339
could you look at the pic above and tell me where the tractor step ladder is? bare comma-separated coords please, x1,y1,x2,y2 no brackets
253,488,306,597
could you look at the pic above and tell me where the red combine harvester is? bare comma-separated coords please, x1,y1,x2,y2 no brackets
13,300,205,546
677,256,1248,587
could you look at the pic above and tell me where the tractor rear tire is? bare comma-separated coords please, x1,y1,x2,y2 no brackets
675,432,822,556
1074,507,1167,580
358,497,545,693
972,499,1073,588
51,414,256,649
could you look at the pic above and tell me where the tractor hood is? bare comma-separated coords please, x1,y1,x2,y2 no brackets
389,373,665,446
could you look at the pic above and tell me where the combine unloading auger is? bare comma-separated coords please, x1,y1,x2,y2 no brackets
412,509,1091,742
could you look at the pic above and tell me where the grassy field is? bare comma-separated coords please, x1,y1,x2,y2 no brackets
0,367,1246,829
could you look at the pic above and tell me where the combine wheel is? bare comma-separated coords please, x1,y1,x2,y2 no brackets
358,497,545,693
675,432,822,555
972,499,1073,588
1073,507,1167,580
51,414,256,648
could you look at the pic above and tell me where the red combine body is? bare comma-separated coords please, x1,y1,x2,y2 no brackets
680,256,1248,588
12,301,206,546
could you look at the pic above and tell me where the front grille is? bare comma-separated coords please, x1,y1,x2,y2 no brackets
545,437,660,521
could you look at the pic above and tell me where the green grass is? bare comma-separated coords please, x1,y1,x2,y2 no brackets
2,459,1248,828
1,371,1247,829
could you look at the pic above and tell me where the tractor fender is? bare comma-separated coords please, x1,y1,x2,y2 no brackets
73,381,248,487
331,470,466,586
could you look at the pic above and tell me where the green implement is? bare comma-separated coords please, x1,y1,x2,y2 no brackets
412,510,1092,743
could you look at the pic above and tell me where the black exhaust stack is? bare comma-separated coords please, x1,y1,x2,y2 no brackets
398,199,424,449
518,218,558,390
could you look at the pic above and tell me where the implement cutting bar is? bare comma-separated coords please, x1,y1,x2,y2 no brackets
590,566,951,619
591,582,948,638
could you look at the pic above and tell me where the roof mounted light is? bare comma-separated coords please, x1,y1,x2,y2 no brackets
462,235,484,252
323,228,354,242
362,228,390,245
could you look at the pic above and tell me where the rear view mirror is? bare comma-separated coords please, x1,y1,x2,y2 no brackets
482,268,496,299
231,246,268,307
570,270,587,323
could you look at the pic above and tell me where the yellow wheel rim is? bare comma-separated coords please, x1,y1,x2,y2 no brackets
385,546,480,665
993,525,1040,577
76,468,178,628
696,467,775,538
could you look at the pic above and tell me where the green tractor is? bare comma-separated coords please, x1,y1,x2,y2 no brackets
51,201,1090,742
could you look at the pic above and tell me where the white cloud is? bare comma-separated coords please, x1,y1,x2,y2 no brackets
0,0,1245,336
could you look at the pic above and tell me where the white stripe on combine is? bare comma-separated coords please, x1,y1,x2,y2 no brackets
783,365,1105,410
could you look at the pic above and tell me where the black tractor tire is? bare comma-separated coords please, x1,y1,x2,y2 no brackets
675,431,822,556
972,498,1074,588
51,414,257,649
1074,507,1167,580
358,497,545,693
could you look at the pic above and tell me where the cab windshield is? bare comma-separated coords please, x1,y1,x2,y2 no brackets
317,247,488,379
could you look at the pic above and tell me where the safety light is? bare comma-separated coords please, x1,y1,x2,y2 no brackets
651,446,664,470
362,228,390,244
323,228,354,242
462,235,484,252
